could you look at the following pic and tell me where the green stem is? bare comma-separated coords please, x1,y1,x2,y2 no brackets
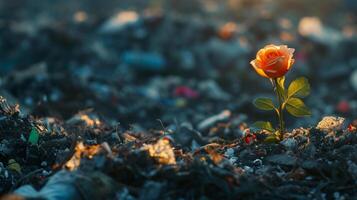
273,78,285,139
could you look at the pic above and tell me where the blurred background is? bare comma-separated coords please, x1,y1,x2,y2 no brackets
0,0,356,130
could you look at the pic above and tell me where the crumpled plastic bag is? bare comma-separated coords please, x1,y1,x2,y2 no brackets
7,170,120,200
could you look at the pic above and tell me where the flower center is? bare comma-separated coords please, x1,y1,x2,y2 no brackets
267,52,279,59
266,56,285,68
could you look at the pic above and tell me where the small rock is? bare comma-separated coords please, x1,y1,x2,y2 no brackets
302,143,317,158
333,192,342,200
228,157,238,165
253,159,262,166
174,124,204,148
40,161,47,167
301,160,319,170
121,51,166,71
266,154,297,166
280,138,298,151
224,148,235,157
243,166,253,173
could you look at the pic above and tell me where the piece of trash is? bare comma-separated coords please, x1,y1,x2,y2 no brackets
243,129,256,145
65,142,101,170
316,116,345,133
100,11,139,33
298,17,343,45
73,11,88,23
217,22,237,40
142,139,176,165
11,170,119,200
28,127,40,146
336,100,350,113
174,86,199,99
7,159,21,174
266,154,297,166
197,110,231,131
67,112,101,127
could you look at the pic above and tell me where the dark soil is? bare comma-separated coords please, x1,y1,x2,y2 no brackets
0,0,356,199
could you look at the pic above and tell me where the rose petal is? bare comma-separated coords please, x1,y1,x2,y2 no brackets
251,44,295,78
250,60,269,78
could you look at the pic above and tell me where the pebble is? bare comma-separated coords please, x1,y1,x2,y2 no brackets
121,51,166,71
280,138,298,151
41,161,47,167
253,159,262,166
224,148,235,157
229,157,238,165
301,160,319,170
243,166,254,173
266,154,297,166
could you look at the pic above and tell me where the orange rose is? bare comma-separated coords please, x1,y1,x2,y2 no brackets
250,44,295,78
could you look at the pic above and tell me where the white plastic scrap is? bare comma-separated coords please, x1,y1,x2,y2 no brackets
100,11,139,33
197,110,231,131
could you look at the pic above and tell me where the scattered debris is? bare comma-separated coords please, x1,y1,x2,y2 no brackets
198,110,231,131
0,0,356,199
266,154,297,166
65,142,101,171
280,138,298,151
142,138,176,165
316,116,345,133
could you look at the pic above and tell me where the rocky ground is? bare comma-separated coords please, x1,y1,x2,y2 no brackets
0,0,356,199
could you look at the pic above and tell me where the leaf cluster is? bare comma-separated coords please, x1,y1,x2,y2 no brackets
253,77,311,133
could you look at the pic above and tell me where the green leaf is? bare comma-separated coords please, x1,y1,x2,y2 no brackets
7,159,21,174
286,98,312,117
252,121,275,132
264,134,280,143
253,98,275,111
28,127,39,145
287,77,310,98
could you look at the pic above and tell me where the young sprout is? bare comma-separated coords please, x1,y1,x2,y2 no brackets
250,44,311,141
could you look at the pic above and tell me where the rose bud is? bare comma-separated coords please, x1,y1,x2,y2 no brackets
250,44,295,78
